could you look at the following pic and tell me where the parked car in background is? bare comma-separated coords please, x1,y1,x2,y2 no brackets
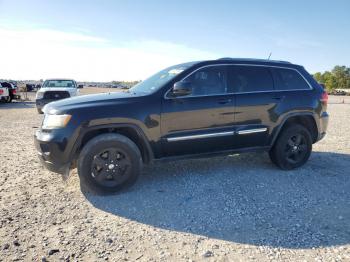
0,82,10,102
35,58,329,194
36,79,81,114
1,82,21,102
25,84,36,92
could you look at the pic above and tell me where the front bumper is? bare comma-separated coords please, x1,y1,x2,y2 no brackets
34,129,71,175
36,98,56,110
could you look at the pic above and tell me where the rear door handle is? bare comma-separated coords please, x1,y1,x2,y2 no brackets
272,95,285,100
218,98,232,104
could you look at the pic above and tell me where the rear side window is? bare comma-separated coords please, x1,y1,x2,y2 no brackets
272,68,310,90
227,66,273,93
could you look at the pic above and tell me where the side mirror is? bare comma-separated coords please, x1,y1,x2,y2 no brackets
77,84,84,89
172,81,192,97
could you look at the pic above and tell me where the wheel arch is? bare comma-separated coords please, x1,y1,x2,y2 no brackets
72,124,154,165
270,112,319,146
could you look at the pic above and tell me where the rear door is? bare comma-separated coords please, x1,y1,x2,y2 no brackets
161,65,236,156
227,65,277,148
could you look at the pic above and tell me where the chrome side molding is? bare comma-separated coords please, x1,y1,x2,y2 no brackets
237,128,267,135
166,128,268,142
167,131,235,142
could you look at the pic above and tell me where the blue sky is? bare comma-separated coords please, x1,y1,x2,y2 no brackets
0,0,349,81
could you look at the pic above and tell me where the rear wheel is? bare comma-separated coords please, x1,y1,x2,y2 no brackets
269,124,312,170
5,96,12,103
78,133,142,194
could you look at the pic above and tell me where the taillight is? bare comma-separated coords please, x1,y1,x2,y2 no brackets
320,91,328,104
13,89,17,94
0,89,3,95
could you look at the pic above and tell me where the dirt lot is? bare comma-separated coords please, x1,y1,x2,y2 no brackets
0,91,349,261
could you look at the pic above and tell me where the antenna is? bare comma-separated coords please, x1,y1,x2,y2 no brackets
268,52,272,60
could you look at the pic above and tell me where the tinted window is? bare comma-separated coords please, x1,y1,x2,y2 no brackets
43,80,76,88
272,68,310,90
183,66,227,96
130,62,195,94
227,66,273,93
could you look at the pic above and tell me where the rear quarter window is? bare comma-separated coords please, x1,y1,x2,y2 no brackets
227,66,273,93
272,68,310,90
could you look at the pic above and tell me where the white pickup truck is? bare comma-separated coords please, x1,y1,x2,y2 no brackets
35,79,82,114
0,82,10,102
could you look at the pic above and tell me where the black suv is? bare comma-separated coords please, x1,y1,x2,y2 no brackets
34,58,329,193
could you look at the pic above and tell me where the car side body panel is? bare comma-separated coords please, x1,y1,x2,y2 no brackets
34,59,328,175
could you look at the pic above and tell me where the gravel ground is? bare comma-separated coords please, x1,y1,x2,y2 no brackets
0,92,349,261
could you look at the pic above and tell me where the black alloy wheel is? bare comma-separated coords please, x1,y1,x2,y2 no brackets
284,134,308,164
91,148,131,188
269,124,312,170
78,133,142,193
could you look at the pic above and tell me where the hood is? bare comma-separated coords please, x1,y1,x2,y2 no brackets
43,91,137,114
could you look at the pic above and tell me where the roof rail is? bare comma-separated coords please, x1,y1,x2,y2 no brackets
217,57,291,64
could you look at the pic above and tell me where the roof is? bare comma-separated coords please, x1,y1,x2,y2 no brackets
216,57,291,64
45,78,76,81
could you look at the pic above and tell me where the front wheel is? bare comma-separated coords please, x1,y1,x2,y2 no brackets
269,124,312,170
78,133,142,194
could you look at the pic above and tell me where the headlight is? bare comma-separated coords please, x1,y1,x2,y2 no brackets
36,92,44,99
42,114,72,129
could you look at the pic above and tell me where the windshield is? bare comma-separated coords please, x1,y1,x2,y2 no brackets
129,62,196,94
43,80,76,88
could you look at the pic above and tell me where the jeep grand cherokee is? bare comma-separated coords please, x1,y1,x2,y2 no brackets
34,58,329,193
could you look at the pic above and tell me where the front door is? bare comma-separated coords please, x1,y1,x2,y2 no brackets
161,65,235,156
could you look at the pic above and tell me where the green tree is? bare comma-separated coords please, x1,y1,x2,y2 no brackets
313,65,350,91
332,66,350,89
313,72,323,83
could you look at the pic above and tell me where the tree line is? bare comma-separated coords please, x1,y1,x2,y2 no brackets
313,66,350,91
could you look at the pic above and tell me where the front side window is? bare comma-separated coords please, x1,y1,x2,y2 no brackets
130,62,196,95
181,66,227,96
43,80,76,88
227,66,274,93
272,68,310,90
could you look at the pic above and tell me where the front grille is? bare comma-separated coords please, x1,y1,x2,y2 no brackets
43,91,70,100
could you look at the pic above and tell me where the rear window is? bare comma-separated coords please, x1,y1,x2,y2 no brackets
272,68,310,90
43,80,76,88
227,66,273,93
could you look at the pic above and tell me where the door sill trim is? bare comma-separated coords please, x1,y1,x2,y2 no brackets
155,146,271,162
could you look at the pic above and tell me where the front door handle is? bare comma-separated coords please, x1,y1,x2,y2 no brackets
218,98,232,104
272,95,285,100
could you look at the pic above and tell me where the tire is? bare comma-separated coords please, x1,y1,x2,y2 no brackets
78,133,142,194
37,108,43,114
5,96,12,103
269,124,312,170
